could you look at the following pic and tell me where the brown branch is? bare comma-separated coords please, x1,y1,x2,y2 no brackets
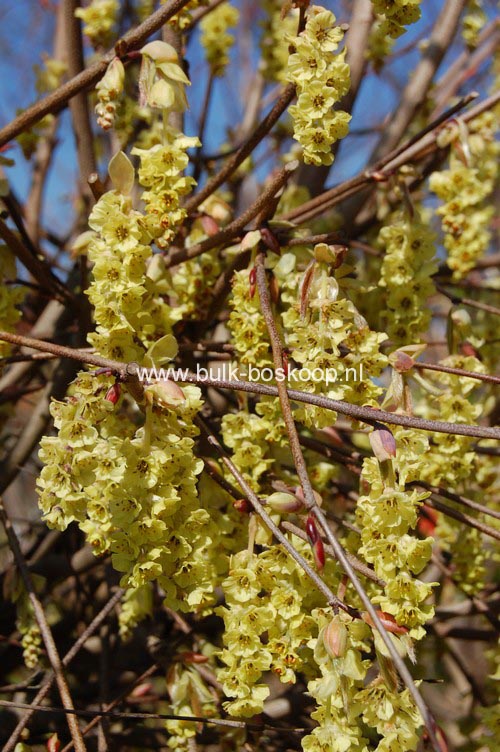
0,218,71,303
0,330,498,441
196,415,352,615
0,0,194,148
165,161,298,267
425,497,500,542
182,83,296,214
3,588,124,752
64,0,97,204
0,498,87,751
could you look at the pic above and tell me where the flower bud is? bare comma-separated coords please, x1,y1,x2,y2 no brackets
305,515,319,544
249,267,257,299
200,214,220,236
233,498,252,514
105,383,121,404
369,426,396,462
323,616,348,659
266,491,304,514
313,538,325,571
47,734,61,752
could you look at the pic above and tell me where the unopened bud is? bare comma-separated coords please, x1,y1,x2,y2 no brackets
269,274,280,304
305,514,319,544
148,379,185,408
313,538,325,571
313,242,348,268
369,426,396,462
266,491,304,514
260,226,281,255
233,498,252,514
249,267,257,299
323,616,348,659
389,350,415,373
105,383,121,404
362,610,408,635
200,214,220,236
47,734,61,752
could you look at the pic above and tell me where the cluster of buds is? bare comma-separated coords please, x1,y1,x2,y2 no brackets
95,57,125,130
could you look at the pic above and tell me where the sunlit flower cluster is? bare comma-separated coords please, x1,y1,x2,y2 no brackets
378,212,437,345
75,0,119,49
286,6,351,165
200,1,239,77
430,112,499,279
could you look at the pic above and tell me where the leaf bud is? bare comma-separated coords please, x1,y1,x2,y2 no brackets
266,491,304,513
323,616,348,659
361,610,409,635
389,349,415,373
313,242,347,268
260,226,281,255
369,426,396,462
233,498,252,514
47,734,61,752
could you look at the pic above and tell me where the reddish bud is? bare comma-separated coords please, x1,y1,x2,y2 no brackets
200,214,220,236
260,226,281,254
313,538,325,571
233,498,252,514
305,515,319,544
178,651,209,664
282,351,289,377
129,682,154,698
389,350,415,373
362,610,409,635
249,267,257,299
47,734,61,752
323,616,348,658
417,505,438,537
105,382,121,404
369,426,397,462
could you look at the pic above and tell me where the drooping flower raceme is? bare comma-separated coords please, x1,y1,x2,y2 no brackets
286,6,351,165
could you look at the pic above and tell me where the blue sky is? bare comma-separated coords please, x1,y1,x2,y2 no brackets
0,0,496,259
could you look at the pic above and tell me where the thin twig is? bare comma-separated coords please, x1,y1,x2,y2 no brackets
0,329,498,440
165,160,298,267
0,0,194,148
0,497,87,752
3,588,124,752
253,252,441,751
196,415,353,615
